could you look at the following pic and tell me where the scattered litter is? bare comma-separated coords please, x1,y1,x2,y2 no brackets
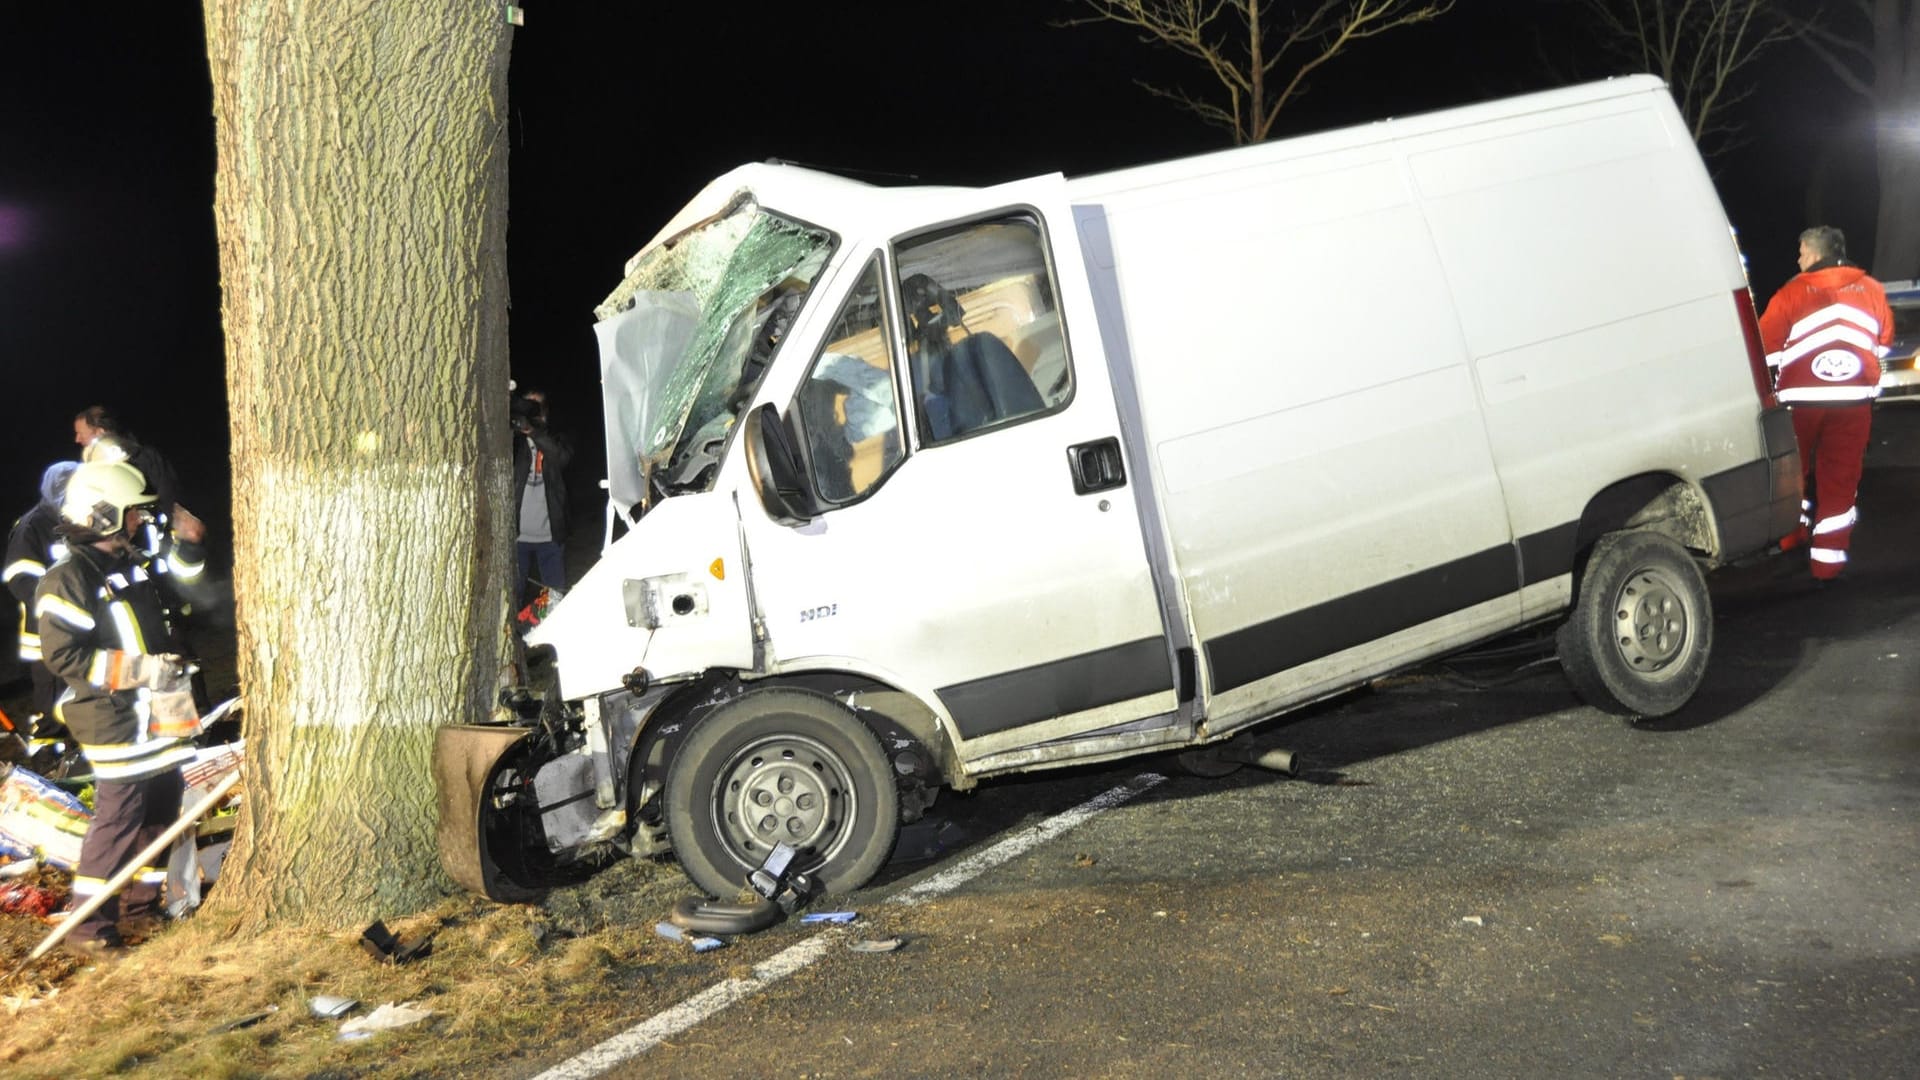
210,1005,278,1033
308,995,359,1019
1461,915,1484,927
0,860,37,880
847,937,903,954
359,919,433,964
0,882,59,917
0,763,91,870
800,911,858,925
654,921,725,952
337,1000,433,1039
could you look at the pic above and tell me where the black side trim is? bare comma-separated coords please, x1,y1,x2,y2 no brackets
1517,521,1580,586
939,636,1175,740
1175,646,1197,703
1700,454,1796,560
1204,543,1519,695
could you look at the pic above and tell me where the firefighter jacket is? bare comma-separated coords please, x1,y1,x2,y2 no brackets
1758,264,1891,405
33,543,195,782
4,503,68,662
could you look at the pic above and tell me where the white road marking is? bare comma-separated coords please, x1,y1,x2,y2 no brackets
527,772,1168,1080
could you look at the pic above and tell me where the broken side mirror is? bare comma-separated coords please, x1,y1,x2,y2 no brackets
743,402,819,526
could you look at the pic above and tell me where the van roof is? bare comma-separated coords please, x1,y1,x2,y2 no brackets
619,75,1673,276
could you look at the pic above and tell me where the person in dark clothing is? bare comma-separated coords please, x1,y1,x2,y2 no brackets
73,405,206,545
4,462,79,737
35,460,194,953
512,389,574,610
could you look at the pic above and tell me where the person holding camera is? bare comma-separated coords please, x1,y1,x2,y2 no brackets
512,389,573,612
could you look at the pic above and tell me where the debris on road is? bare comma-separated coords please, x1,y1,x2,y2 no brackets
800,911,858,925
209,1004,277,1033
847,937,903,954
307,995,358,1019
1461,915,1485,927
359,920,433,964
337,1000,433,1039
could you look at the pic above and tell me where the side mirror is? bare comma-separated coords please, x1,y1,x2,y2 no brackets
743,403,818,526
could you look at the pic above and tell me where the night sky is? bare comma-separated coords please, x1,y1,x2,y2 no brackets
0,3,1874,556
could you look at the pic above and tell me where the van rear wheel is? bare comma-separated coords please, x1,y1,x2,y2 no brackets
1556,531,1712,717
665,689,899,898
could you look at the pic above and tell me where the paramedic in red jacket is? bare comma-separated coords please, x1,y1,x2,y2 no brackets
1757,226,1891,582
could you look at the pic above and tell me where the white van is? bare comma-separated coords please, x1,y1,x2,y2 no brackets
436,76,1801,902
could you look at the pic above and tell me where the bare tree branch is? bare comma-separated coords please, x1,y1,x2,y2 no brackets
1568,0,1791,155
1060,0,1452,145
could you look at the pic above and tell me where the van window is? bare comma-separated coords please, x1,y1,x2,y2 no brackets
794,258,905,505
895,214,1071,445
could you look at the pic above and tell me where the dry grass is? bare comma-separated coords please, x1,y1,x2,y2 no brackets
0,854,701,1079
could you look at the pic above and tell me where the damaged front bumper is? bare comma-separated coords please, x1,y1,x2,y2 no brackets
433,683,676,903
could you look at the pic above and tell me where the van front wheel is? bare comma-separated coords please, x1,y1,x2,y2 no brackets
1556,531,1712,718
665,689,900,898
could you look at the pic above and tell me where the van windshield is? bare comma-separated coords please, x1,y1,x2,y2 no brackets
594,197,834,508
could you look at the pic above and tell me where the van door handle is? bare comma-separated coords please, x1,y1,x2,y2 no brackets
1068,437,1127,495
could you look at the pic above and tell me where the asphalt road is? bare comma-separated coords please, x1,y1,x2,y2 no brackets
532,404,1920,1080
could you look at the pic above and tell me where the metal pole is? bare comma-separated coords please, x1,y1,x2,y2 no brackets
25,767,242,964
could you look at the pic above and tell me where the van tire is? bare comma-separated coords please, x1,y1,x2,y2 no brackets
665,689,900,898
1556,531,1712,717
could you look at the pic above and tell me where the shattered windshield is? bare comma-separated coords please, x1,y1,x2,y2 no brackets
594,197,835,505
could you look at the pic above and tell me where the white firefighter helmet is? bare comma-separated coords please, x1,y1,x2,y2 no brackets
61,460,156,535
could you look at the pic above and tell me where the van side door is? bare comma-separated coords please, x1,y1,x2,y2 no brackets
738,178,1184,773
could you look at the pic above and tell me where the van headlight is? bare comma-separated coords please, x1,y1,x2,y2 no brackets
622,573,709,629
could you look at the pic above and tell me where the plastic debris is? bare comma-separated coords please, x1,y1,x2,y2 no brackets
337,1001,433,1038
308,995,359,1019
654,920,725,952
0,763,91,869
210,1005,278,1033
800,911,858,925
360,919,433,964
847,937,904,953
1461,915,1485,927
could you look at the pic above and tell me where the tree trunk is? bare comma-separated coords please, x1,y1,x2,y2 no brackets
202,0,516,925
1871,129,1920,280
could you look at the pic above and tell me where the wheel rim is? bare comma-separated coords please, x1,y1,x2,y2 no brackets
1609,564,1693,679
711,732,858,869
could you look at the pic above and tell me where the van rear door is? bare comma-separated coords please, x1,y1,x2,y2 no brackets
738,176,1182,770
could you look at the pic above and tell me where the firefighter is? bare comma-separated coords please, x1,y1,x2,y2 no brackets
34,460,195,954
1757,226,1891,582
4,462,78,743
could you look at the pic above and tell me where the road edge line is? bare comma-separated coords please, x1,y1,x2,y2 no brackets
526,772,1168,1079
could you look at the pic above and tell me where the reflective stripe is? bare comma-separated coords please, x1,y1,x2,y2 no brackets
81,740,193,781
134,869,169,886
18,636,41,661
70,876,108,898
1810,548,1847,564
2,558,45,582
1813,508,1858,535
109,600,146,652
1778,384,1880,403
1780,322,1879,365
171,553,205,582
87,649,113,687
36,594,96,632
1786,302,1881,342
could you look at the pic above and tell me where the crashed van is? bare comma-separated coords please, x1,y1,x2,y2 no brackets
436,76,1800,902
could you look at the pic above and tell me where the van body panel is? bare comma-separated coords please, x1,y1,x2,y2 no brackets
732,175,1180,756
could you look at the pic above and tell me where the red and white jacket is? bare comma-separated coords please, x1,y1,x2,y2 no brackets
1757,264,1891,405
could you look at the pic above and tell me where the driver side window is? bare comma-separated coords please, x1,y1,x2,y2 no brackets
793,258,904,506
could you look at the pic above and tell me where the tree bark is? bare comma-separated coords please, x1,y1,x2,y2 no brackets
201,0,516,925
